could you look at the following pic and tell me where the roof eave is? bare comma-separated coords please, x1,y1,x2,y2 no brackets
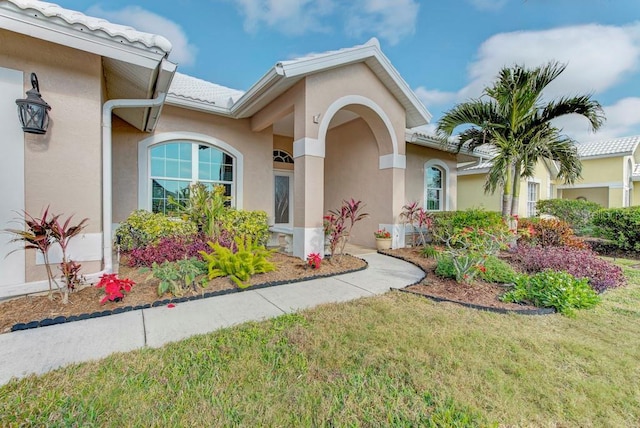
0,10,167,69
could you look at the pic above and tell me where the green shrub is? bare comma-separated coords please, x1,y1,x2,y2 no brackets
436,254,517,284
536,199,602,235
420,244,441,259
481,256,518,284
200,235,275,288
151,258,208,297
169,183,228,237
219,209,270,246
430,208,507,243
501,270,600,317
592,206,640,251
115,210,197,251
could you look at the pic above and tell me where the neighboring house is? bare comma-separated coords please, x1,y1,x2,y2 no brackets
557,135,640,208
0,0,462,297
456,135,640,215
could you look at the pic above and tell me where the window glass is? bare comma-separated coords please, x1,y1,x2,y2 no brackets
425,166,444,211
149,142,234,214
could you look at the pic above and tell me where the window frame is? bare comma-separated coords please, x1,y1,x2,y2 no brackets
423,160,450,212
138,132,244,212
527,181,540,217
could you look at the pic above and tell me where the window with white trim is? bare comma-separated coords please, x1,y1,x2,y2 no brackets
425,166,444,211
527,182,539,217
150,142,234,214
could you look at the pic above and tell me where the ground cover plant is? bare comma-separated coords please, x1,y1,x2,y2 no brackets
2,258,639,426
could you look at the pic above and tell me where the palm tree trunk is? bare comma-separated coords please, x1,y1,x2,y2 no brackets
501,163,514,217
510,164,522,217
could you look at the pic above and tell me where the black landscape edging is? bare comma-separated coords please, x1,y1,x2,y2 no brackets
10,256,369,333
397,288,556,315
379,250,556,316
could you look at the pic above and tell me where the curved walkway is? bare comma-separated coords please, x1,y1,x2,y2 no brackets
0,252,424,385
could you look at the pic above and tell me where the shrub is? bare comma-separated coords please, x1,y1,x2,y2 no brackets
95,274,135,304
168,183,228,237
200,235,276,288
430,208,508,243
324,199,369,259
127,234,211,268
517,218,588,250
400,201,432,246
115,210,197,251
436,254,517,284
151,258,208,297
481,256,518,284
501,270,600,317
512,245,625,292
536,199,602,235
219,209,270,246
436,227,511,283
592,206,640,251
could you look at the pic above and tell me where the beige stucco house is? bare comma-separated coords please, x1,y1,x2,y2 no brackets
456,135,640,215
0,0,464,298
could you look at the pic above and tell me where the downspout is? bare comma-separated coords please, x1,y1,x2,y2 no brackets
101,93,167,273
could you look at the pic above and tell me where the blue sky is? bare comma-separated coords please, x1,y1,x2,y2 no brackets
56,0,640,141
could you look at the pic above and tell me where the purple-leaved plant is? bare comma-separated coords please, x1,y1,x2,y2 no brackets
127,233,228,268
513,245,625,293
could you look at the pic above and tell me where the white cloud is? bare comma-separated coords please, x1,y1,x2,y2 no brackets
230,0,419,45
467,0,508,11
86,5,198,66
232,0,334,35
346,0,420,46
414,87,457,107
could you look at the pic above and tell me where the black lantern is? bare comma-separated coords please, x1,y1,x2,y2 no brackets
15,73,51,134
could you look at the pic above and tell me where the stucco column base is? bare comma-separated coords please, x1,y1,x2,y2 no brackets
293,227,324,259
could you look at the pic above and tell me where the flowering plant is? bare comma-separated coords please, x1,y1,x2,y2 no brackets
374,229,391,239
95,273,135,304
307,252,322,269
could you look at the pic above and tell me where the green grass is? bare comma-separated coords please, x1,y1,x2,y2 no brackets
2,261,640,427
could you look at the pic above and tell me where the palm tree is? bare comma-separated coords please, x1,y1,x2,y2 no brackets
437,62,605,217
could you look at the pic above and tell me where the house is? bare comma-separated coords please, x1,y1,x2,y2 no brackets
455,134,640,215
0,0,462,298
557,135,640,208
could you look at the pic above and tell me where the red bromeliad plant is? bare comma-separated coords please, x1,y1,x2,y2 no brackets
307,252,322,269
95,273,135,304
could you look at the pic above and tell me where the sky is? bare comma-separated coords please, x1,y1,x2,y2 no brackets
55,0,640,142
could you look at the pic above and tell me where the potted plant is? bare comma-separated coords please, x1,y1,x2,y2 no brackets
374,228,392,250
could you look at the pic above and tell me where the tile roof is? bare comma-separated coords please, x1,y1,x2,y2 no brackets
576,135,640,158
2,0,172,53
278,38,380,67
168,72,244,108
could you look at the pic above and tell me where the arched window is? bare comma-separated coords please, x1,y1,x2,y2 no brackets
425,166,444,211
147,141,234,214
273,149,294,164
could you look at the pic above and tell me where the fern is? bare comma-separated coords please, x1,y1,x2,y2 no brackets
200,235,276,288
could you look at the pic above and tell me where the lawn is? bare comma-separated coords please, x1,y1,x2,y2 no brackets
1,260,639,427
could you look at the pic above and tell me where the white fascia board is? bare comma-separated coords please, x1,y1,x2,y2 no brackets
0,14,165,69
145,59,177,131
367,54,432,124
278,45,378,77
457,167,490,176
230,68,284,118
580,153,629,161
557,181,623,189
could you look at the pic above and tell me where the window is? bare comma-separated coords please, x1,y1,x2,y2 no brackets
150,142,234,214
274,171,293,226
425,166,444,211
527,182,539,217
273,150,294,164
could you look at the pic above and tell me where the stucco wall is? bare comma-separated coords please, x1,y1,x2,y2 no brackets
578,157,623,184
457,174,502,211
405,144,458,211
0,29,103,281
324,118,390,247
561,187,609,207
112,105,274,223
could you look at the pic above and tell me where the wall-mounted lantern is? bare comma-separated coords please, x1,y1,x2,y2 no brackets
15,73,51,134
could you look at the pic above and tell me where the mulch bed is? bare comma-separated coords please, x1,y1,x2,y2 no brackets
0,253,367,334
381,248,550,314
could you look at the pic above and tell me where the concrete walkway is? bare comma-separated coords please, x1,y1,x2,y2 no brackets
0,251,424,386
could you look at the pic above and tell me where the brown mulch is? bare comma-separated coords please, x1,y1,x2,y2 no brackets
0,253,366,334
382,248,540,312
